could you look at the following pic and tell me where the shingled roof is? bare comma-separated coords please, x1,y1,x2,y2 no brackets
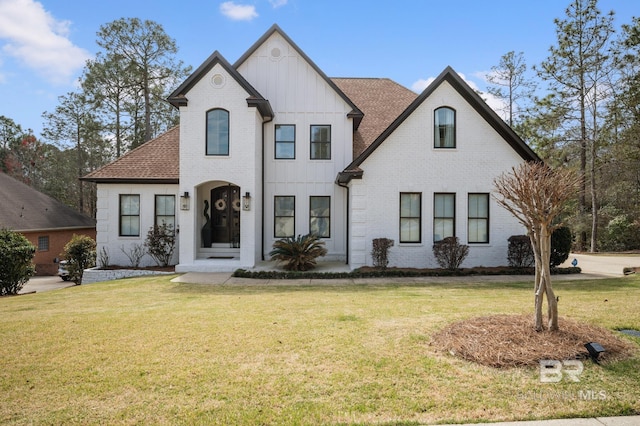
332,78,417,158
82,126,180,183
0,173,95,232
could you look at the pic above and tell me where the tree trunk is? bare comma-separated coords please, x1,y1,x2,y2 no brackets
530,232,545,331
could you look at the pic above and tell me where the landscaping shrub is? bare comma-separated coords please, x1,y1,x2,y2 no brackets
269,233,327,271
145,223,176,267
507,235,534,267
121,243,146,267
0,229,35,296
62,234,96,285
550,226,572,267
371,238,394,269
432,236,469,270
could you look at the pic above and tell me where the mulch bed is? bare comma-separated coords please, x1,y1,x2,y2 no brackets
98,265,175,272
431,314,637,368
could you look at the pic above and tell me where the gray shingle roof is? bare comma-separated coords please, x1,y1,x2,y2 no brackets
0,173,95,232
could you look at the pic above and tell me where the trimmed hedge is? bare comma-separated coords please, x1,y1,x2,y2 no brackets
232,266,582,280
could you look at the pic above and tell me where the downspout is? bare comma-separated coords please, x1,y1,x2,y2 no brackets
337,180,349,265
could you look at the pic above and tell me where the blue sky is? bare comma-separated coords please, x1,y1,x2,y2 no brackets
0,0,637,138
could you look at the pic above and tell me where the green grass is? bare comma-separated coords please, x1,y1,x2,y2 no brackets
1,275,639,425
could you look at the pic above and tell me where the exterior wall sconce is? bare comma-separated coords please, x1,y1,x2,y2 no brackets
242,192,251,211
180,191,190,210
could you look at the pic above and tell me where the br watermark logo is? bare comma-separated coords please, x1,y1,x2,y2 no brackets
539,360,583,382
535,359,607,401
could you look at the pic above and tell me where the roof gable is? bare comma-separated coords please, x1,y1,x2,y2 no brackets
235,24,363,129
0,173,95,231
338,66,540,182
167,51,273,120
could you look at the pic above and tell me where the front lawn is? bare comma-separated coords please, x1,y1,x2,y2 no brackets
1,275,639,425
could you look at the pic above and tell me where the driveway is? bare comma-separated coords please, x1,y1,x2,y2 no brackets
19,275,75,294
561,253,640,277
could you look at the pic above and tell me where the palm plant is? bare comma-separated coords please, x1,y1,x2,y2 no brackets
269,234,327,271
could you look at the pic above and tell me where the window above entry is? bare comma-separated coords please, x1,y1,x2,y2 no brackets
206,108,229,156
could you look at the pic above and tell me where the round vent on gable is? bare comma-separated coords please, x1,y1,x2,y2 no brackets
271,47,282,58
269,41,284,61
210,73,226,88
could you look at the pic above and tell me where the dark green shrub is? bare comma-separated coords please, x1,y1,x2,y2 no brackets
62,234,96,285
0,229,35,296
269,234,328,271
550,226,572,267
508,235,534,267
371,238,394,269
145,224,176,267
432,236,469,270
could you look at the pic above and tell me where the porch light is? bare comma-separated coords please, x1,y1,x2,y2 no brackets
180,191,190,210
242,192,251,211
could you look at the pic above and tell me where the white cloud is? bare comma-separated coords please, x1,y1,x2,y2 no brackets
0,0,90,85
411,72,508,121
220,1,259,21
269,0,288,7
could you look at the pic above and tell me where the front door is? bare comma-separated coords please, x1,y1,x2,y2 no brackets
210,185,241,247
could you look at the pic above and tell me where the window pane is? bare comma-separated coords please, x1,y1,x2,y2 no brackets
275,217,294,238
468,194,489,243
400,218,420,242
311,125,330,159
310,217,329,237
38,236,49,251
311,125,330,142
400,193,420,217
276,142,295,159
434,194,454,217
121,195,140,215
469,219,488,243
434,218,454,242
121,216,140,236
434,107,455,148
310,197,330,216
207,109,229,155
275,196,295,216
276,125,295,142
156,195,175,216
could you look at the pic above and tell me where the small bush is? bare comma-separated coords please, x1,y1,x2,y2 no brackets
269,234,328,271
508,235,534,267
62,234,96,285
145,224,176,267
121,244,146,268
433,236,469,270
0,229,35,296
371,238,394,269
550,226,572,267
98,246,110,268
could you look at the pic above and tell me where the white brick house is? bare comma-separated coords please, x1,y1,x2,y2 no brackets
83,24,539,272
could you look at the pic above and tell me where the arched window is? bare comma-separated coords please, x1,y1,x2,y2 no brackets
434,107,456,148
206,109,229,155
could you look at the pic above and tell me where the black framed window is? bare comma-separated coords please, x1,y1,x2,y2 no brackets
310,125,331,159
274,196,295,238
434,107,456,148
309,196,330,238
468,193,489,243
206,108,229,155
120,194,140,237
400,192,421,243
155,195,176,230
434,193,455,242
275,124,295,159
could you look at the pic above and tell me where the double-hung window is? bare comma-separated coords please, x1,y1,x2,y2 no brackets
206,108,229,155
400,192,421,243
310,125,331,159
274,196,295,238
309,196,330,238
468,193,489,243
275,125,295,159
37,236,49,251
434,107,456,148
120,194,140,237
434,193,455,242
155,195,176,230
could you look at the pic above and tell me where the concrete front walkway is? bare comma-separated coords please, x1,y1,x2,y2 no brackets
446,416,640,426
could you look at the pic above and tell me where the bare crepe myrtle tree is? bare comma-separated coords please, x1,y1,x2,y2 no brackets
494,162,579,331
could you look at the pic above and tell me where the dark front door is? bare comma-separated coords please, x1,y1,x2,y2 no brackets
210,185,241,247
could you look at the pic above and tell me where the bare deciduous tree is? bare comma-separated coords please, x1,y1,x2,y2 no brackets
494,162,580,331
